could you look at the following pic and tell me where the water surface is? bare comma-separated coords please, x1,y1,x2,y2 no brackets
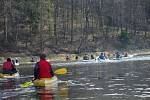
1,56,150,100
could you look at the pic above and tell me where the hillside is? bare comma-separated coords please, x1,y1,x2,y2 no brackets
0,0,150,54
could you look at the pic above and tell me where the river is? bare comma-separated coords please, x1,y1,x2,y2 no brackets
0,55,150,100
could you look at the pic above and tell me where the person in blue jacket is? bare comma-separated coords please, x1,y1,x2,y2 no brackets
98,52,105,60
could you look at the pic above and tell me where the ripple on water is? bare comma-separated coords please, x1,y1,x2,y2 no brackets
142,91,150,94
144,88,150,90
144,78,150,82
119,88,126,90
103,93,126,96
133,84,149,87
110,78,124,81
72,97,89,99
135,94,150,98
68,80,86,86
134,88,144,91
108,84,125,88
1,86,36,99
86,87,104,91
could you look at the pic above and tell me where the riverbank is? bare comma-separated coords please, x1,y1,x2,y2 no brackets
0,49,150,65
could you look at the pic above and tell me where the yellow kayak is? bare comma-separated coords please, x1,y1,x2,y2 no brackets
0,72,20,79
33,76,58,87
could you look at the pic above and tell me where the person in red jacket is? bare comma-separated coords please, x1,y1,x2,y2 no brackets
33,54,54,80
2,58,17,74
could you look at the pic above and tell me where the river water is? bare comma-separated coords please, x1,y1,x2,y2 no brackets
0,55,150,100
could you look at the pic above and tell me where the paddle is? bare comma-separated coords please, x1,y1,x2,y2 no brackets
20,68,67,88
54,68,67,75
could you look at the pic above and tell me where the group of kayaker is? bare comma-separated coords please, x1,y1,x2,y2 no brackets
65,53,96,61
0,51,129,78
65,55,79,61
0,53,54,80
76,51,129,61
83,54,95,60
82,51,129,60
98,51,129,60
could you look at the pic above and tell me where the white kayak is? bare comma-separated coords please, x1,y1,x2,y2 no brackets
113,55,134,60
82,59,96,62
15,62,20,66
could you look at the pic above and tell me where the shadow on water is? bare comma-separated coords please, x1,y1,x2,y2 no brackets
1,56,150,100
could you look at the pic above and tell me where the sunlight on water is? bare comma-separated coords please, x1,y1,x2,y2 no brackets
104,93,126,96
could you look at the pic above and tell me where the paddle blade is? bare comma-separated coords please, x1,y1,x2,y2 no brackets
20,81,33,88
0,73,4,78
54,68,67,75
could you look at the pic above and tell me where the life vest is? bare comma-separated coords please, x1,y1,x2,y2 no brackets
3,61,13,70
38,59,53,78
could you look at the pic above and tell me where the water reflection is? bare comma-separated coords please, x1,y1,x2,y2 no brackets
0,79,69,100
65,60,150,100
37,87,54,100
0,79,21,100
36,82,68,100
2,80,14,89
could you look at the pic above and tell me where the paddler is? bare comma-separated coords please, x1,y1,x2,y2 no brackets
33,53,54,81
2,58,17,75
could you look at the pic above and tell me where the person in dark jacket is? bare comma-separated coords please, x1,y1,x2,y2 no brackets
91,55,94,59
2,58,17,74
66,55,70,61
116,52,121,59
83,54,89,60
75,55,78,60
124,52,128,57
33,54,54,80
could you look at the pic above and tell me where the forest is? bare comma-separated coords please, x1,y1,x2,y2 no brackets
0,0,150,55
